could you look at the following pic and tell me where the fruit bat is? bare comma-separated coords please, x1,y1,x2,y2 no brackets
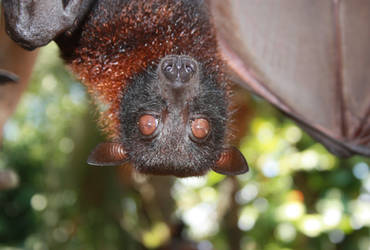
2,0,249,177
1,0,369,177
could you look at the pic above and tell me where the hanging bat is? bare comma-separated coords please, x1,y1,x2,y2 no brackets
2,0,369,177
2,0,249,177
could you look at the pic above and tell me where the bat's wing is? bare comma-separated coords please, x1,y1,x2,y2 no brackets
2,0,94,50
210,0,370,157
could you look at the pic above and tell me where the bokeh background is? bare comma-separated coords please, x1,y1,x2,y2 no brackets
0,44,369,250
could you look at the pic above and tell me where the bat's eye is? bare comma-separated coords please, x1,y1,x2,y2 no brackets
191,118,210,140
138,114,158,136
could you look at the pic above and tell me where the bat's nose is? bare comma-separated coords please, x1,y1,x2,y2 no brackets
161,56,197,84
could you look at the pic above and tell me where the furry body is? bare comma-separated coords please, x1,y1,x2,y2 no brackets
56,0,233,176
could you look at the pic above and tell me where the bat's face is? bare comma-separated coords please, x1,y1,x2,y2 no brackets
120,55,228,177
87,55,248,177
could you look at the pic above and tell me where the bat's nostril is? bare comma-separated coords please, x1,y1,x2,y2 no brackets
161,56,197,83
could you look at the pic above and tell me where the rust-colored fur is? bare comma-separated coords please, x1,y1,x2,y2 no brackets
57,0,225,139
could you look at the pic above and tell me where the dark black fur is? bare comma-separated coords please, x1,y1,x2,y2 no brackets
120,63,228,177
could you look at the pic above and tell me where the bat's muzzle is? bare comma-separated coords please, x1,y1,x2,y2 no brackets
160,55,197,84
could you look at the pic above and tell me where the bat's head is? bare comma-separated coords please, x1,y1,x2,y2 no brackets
88,55,248,177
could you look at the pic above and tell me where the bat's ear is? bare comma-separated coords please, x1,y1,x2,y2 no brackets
211,147,249,175
87,142,129,167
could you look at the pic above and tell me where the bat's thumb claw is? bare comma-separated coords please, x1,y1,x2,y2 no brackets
0,70,19,84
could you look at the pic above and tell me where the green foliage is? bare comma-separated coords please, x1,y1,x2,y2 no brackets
0,45,369,250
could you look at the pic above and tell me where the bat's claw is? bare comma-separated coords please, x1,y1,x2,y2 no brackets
0,70,19,84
